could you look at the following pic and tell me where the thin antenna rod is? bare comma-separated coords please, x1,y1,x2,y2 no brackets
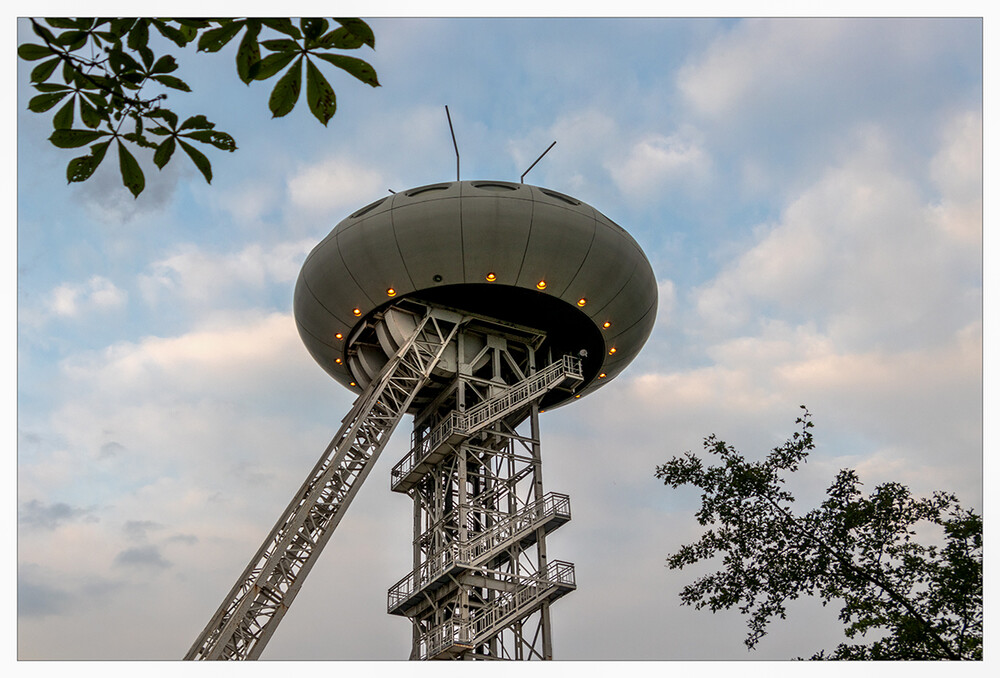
520,141,556,183
445,105,460,181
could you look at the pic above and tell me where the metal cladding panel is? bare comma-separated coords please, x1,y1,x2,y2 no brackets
391,196,465,288
460,186,533,284
515,199,596,297
559,218,642,321
603,301,657,359
301,233,376,320
293,276,353,380
337,210,416,305
595,252,657,331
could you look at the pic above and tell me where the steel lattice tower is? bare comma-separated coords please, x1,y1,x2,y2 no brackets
187,180,657,660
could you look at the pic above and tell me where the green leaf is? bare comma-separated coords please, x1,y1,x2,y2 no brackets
260,39,300,53
306,59,336,125
151,20,192,47
148,108,179,128
29,91,69,113
150,55,178,74
52,97,75,129
30,57,61,83
49,128,109,148
182,130,237,152
179,114,214,131
137,45,155,70
260,19,301,39
66,140,110,183
78,95,102,128
118,141,145,197
153,74,192,92
108,18,137,38
18,43,54,61
198,21,244,53
301,18,328,42
108,47,142,75
56,30,89,51
178,139,213,184
127,19,150,51
318,27,364,50
32,82,71,93
153,137,176,169
236,25,261,84
268,57,303,118
251,50,297,81
334,18,375,49
31,20,57,43
314,53,380,87
44,18,83,30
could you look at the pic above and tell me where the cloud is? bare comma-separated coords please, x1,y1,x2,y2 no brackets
677,19,977,122
123,520,163,542
286,156,385,218
18,577,72,619
927,110,982,246
138,239,314,311
113,545,172,570
18,500,99,531
47,276,127,318
692,123,980,352
608,128,711,199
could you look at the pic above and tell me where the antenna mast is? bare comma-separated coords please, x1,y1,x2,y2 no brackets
445,105,460,181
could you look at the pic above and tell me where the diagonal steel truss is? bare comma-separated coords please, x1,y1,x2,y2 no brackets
186,305,464,660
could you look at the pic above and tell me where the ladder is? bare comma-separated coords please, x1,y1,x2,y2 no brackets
185,306,464,660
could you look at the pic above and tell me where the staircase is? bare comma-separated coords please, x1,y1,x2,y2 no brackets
387,492,572,615
417,561,577,660
390,355,583,493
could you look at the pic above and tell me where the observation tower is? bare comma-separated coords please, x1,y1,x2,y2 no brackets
186,179,658,660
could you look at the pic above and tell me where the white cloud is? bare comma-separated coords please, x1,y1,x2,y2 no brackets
47,276,127,318
677,19,848,118
693,124,980,351
928,110,982,246
607,128,711,199
138,239,314,310
286,156,385,218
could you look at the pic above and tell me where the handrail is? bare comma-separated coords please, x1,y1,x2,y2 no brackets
419,561,576,659
391,356,582,488
387,492,571,612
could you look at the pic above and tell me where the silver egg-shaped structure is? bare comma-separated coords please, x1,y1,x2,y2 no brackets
293,180,657,410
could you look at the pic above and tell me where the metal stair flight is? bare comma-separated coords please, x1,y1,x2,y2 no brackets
186,306,464,660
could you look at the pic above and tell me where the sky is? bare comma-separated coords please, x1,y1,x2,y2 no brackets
13,7,987,666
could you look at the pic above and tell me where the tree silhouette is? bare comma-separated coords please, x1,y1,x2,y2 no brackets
656,407,981,660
